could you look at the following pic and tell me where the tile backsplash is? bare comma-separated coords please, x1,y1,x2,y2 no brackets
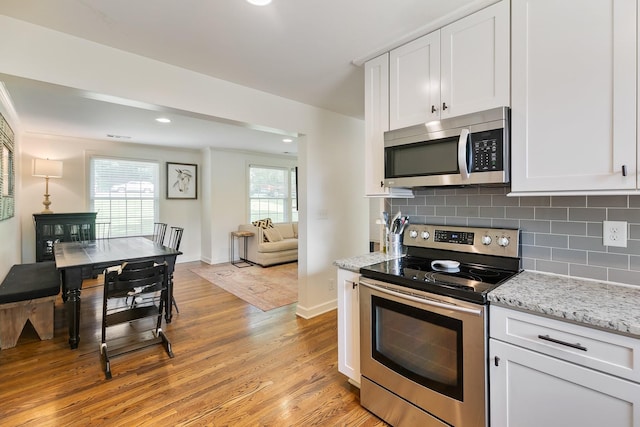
389,187,640,287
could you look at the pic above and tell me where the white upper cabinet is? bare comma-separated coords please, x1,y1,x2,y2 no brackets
440,0,510,119
364,53,390,196
364,53,414,197
388,0,509,130
510,0,637,194
389,32,440,129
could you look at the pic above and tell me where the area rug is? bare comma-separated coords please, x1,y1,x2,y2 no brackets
189,262,298,311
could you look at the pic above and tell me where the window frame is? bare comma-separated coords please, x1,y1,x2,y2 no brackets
248,163,298,224
89,155,160,238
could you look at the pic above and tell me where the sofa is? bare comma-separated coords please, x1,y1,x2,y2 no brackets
237,222,298,267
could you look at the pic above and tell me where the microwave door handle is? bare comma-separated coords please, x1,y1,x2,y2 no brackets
458,128,471,180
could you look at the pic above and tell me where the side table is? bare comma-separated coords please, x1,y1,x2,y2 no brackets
230,230,255,268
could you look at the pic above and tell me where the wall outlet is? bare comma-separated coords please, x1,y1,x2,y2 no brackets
328,278,336,291
603,221,628,247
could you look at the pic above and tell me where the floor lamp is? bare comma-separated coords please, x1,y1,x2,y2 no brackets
33,158,63,214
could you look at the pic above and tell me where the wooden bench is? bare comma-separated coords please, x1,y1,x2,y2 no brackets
0,262,61,350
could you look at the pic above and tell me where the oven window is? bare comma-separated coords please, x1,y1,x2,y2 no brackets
385,136,459,178
371,295,463,401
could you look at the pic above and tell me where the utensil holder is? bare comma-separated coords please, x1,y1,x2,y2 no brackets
388,233,402,257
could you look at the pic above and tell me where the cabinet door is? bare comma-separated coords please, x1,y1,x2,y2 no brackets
490,339,640,427
389,31,440,129
364,54,414,198
364,54,390,196
441,0,509,119
511,0,637,193
337,268,360,386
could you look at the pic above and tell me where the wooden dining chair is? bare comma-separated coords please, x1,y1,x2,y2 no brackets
153,222,167,245
100,260,174,379
167,226,184,313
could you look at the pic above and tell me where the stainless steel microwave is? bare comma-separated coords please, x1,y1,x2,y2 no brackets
384,107,510,188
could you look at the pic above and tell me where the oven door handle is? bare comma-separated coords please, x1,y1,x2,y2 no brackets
360,280,482,316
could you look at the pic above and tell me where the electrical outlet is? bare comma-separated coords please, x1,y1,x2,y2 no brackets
328,278,336,291
603,221,628,247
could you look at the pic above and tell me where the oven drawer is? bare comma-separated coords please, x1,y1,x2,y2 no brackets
490,305,640,382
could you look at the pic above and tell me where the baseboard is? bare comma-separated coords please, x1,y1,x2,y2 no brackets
295,299,337,319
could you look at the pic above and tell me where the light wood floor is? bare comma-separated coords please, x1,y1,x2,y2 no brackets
0,261,387,426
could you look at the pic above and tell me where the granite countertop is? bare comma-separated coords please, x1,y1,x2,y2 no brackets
333,252,403,273
488,271,640,339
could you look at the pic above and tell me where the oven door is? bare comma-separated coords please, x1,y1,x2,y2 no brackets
359,278,487,427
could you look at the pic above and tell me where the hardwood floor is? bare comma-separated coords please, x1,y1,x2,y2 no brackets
0,261,386,426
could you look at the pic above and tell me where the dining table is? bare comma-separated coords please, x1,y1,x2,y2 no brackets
54,236,181,349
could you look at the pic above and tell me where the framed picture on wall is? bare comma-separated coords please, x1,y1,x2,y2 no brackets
167,162,197,199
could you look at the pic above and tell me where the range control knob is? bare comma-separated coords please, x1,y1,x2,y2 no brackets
481,235,492,245
409,230,418,239
421,231,430,240
497,236,510,247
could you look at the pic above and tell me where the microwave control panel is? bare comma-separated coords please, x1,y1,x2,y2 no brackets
470,129,503,172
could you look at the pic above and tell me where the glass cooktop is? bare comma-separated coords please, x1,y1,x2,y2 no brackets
360,254,520,304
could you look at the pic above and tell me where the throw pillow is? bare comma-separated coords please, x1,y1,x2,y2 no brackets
263,227,283,243
252,218,273,229
279,224,295,239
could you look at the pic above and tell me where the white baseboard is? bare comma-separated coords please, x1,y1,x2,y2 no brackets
295,299,337,319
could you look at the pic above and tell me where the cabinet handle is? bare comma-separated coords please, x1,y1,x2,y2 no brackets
494,356,500,366
380,180,384,188
431,105,437,113
352,281,358,289
622,165,627,176
537,334,587,351
442,102,448,111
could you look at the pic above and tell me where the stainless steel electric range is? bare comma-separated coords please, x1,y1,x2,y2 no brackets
359,224,521,427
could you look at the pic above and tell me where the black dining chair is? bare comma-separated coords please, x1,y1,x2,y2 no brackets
95,221,111,240
153,222,167,245
100,260,174,379
167,226,184,313
167,226,183,252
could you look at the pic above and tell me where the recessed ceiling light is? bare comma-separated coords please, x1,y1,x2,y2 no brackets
283,138,293,143
156,117,171,123
247,0,272,5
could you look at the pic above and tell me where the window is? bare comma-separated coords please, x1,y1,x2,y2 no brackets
90,157,159,237
249,165,298,223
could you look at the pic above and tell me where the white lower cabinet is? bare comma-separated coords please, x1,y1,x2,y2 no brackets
490,306,640,427
490,339,640,427
337,268,360,386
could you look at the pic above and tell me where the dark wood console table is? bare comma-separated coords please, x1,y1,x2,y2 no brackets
33,212,98,262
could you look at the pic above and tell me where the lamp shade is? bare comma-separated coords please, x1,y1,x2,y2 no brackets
33,158,63,178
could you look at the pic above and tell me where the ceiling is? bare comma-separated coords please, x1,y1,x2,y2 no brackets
0,0,479,155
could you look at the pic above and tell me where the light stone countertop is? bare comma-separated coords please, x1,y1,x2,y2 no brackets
333,252,404,273
488,270,640,339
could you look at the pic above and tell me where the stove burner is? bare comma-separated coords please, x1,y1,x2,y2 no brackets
469,268,500,278
425,271,483,283
423,272,476,292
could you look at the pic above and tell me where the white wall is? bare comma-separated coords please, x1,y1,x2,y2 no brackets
202,148,297,265
19,134,202,263
0,15,369,317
